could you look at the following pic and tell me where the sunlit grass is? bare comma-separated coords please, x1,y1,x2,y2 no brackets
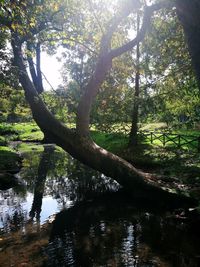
91,131,128,153
0,122,43,141
16,143,44,153
139,132,199,151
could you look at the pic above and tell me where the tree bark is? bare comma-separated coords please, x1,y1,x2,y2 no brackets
129,12,140,147
176,0,200,88
36,43,44,94
27,42,44,94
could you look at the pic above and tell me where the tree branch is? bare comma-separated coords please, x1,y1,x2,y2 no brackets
27,42,44,94
27,42,39,91
76,0,142,136
45,36,98,55
11,33,72,139
36,42,44,94
87,0,105,34
100,0,141,54
110,1,175,59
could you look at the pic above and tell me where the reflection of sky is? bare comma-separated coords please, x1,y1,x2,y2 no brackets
0,189,29,229
0,192,60,229
21,192,34,212
39,196,59,223
22,193,60,223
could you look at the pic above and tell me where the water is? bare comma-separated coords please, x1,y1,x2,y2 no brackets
0,143,200,267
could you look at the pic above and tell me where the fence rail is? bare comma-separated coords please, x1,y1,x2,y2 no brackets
139,131,200,151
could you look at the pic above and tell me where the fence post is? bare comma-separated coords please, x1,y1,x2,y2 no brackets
198,137,200,152
163,133,166,146
151,132,153,144
178,135,181,148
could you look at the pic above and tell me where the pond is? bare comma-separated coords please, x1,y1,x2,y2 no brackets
0,143,200,267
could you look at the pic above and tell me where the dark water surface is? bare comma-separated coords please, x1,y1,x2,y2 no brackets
0,144,200,267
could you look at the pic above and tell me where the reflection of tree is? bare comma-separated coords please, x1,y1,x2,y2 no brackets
45,153,120,207
141,213,200,267
46,194,200,267
47,193,142,267
29,145,55,221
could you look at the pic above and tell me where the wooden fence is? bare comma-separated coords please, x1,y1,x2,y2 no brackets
139,131,200,151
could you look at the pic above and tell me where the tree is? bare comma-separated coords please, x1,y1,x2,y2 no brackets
175,0,200,88
0,0,197,197
136,5,198,127
129,11,141,146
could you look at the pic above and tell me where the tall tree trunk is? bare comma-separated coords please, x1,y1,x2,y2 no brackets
176,0,200,88
129,12,140,147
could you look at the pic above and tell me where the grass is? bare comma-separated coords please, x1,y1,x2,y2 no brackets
0,136,6,145
91,131,128,153
16,142,44,153
12,123,44,141
0,121,199,154
90,124,200,188
0,122,43,141
0,123,43,172
174,129,200,136
139,132,199,151
140,122,200,136
90,129,200,188
140,122,168,132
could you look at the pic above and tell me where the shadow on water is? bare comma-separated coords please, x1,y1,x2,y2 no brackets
0,143,200,266
46,190,200,267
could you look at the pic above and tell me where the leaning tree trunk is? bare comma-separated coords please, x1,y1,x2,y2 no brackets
9,1,191,201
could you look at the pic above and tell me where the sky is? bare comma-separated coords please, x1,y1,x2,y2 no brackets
40,50,63,91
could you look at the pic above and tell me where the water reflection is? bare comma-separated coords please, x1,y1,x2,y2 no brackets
0,143,199,267
29,145,55,220
47,194,200,267
0,144,120,232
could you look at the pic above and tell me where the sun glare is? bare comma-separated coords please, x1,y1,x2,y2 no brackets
41,49,63,91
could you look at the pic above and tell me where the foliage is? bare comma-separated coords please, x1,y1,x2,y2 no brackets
0,0,199,130
0,83,31,122
0,146,20,171
139,7,200,126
